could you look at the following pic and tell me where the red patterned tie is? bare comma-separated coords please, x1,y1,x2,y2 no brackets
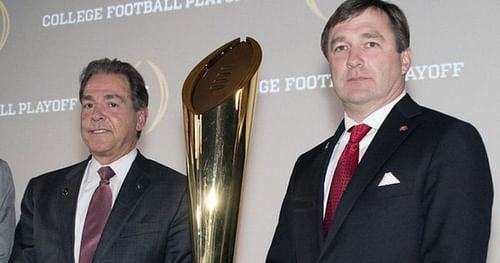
79,166,115,263
323,124,371,236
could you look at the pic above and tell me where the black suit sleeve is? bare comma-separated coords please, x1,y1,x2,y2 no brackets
421,121,493,263
164,188,192,263
266,155,305,263
267,182,295,263
9,180,35,263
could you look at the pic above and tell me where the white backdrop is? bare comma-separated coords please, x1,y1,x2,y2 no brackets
1,0,498,261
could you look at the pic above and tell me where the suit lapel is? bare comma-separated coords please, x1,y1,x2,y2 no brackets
57,160,88,263
320,95,422,257
92,153,152,262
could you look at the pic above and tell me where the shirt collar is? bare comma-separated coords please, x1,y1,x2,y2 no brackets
85,149,138,185
344,91,406,131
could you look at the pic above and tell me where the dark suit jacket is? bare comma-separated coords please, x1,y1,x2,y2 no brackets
10,152,192,263
267,95,493,263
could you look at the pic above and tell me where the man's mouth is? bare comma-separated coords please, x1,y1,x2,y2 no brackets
348,76,369,82
90,128,109,134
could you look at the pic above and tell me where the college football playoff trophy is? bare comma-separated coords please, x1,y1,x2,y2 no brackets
182,37,262,262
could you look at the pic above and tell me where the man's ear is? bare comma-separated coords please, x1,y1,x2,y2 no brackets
400,48,412,75
136,108,148,131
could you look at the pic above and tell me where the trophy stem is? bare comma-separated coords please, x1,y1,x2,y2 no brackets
182,38,262,263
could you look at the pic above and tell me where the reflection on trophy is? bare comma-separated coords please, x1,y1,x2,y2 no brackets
182,37,262,262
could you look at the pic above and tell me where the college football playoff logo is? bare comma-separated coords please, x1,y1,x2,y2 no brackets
134,60,169,135
0,0,10,50
306,0,337,21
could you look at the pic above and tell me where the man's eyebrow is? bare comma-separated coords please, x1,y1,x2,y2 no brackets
81,94,126,102
103,94,126,102
81,94,93,101
330,32,384,46
361,32,384,40
330,36,346,46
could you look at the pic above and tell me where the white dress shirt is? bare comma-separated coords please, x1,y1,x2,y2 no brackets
74,149,137,263
323,92,406,216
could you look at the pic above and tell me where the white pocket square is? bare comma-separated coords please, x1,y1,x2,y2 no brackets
378,172,400,187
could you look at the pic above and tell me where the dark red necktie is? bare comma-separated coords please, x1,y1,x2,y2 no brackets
323,124,371,236
79,166,115,263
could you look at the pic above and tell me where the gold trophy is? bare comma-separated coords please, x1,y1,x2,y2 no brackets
182,37,262,262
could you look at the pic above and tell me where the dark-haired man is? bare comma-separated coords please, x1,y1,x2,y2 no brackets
267,0,493,262
10,58,192,263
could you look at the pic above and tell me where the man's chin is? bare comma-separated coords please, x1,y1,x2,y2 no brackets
85,142,112,155
339,93,372,105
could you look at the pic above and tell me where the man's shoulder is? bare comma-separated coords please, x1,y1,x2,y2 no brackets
400,94,476,131
419,105,460,121
0,158,9,170
296,136,334,163
0,159,12,179
134,153,186,183
417,106,479,134
396,100,486,151
32,159,88,183
0,159,14,198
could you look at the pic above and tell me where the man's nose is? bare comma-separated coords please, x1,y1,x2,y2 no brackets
346,48,363,69
91,104,105,121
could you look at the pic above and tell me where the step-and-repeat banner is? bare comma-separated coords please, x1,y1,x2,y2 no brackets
1,0,498,261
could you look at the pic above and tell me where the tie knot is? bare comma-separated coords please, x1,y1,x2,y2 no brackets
348,124,371,144
98,166,115,182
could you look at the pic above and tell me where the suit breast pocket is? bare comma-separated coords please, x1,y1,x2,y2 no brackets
292,199,316,212
119,222,160,238
361,172,415,202
370,182,413,201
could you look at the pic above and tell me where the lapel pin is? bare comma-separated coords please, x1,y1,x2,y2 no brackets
62,188,69,197
399,125,408,132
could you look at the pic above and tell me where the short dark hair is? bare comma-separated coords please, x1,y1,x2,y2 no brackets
320,0,410,57
79,58,148,112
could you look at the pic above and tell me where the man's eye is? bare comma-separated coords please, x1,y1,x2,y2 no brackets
83,103,93,109
366,42,378,48
108,102,118,108
334,45,348,52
